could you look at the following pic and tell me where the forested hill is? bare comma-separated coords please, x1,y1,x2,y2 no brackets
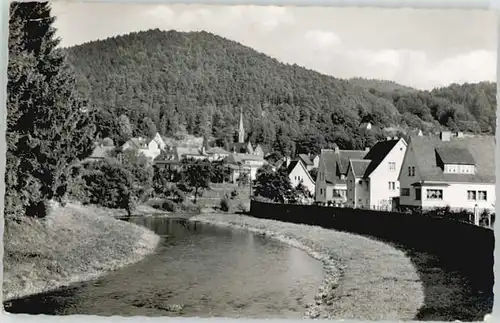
65,29,496,154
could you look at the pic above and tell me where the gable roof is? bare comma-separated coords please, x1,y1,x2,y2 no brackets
254,145,265,156
435,147,476,165
409,135,495,184
337,150,368,175
286,160,300,175
225,153,265,165
349,159,372,177
320,149,368,184
362,139,402,177
175,146,204,160
206,147,229,155
88,144,115,159
298,154,313,166
124,138,147,149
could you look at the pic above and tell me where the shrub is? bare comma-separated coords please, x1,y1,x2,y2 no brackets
161,200,178,212
81,160,136,215
230,189,239,199
179,200,201,214
220,197,230,212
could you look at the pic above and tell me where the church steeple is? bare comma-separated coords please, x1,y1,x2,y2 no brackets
238,109,245,144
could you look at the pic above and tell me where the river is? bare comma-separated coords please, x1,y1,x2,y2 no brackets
5,216,324,318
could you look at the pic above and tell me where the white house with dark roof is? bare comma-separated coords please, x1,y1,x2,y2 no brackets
345,138,407,210
315,146,369,206
286,159,315,197
121,132,166,160
398,131,495,220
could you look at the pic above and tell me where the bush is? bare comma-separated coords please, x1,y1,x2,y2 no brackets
161,200,178,212
179,200,202,214
220,197,230,212
230,189,239,199
80,160,136,215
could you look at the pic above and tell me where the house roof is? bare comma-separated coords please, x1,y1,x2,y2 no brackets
286,160,300,174
298,154,313,166
88,144,115,159
175,146,204,160
254,145,264,156
320,149,368,184
349,159,372,177
225,153,264,165
435,147,476,165
274,159,285,170
206,147,229,155
409,135,495,184
362,139,401,177
337,150,369,176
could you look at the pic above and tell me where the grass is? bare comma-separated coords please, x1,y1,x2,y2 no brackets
191,213,424,320
3,202,160,302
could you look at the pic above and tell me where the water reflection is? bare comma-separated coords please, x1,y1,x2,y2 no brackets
5,217,324,318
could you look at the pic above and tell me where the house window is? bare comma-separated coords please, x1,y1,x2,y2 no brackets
401,188,410,196
478,191,487,201
407,166,415,177
426,189,443,200
467,190,477,201
415,188,421,200
358,180,363,184
388,182,395,190
389,162,396,171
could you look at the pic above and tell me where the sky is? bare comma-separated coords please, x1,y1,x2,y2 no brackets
50,2,497,90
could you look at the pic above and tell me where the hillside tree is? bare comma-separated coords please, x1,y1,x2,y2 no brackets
7,2,96,217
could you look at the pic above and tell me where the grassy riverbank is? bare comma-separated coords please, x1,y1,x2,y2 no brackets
191,213,424,320
3,202,161,302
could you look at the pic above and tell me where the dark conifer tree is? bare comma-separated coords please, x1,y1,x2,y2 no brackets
7,2,96,217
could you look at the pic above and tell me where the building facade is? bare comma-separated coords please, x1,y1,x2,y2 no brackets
398,132,495,218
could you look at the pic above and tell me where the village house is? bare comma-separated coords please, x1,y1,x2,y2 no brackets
345,137,407,211
84,138,116,163
225,153,266,183
205,146,230,161
286,159,315,197
121,132,166,161
315,146,369,206
398,131,495,223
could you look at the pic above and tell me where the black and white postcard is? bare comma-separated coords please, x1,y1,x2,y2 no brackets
2,2,496,322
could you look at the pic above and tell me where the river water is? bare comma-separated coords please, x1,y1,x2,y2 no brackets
5,217,324,318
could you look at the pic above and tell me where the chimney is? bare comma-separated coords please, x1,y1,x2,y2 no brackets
440,131,451,142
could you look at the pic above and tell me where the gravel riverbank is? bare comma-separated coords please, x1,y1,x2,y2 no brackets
190,213,425,320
